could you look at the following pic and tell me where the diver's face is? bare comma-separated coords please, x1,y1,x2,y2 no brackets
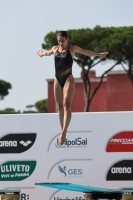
57,36,68,48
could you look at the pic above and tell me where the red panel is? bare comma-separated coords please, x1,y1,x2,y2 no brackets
106,131,133,152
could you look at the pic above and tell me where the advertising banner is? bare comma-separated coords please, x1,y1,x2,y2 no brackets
0,112,133,200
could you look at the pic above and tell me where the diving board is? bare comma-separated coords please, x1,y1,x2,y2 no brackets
35,183,133,199
35,182,133,193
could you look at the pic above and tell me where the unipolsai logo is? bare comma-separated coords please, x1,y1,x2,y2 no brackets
0,133,36,153
58,165,84,177
55,137,87,148
0,160,37,181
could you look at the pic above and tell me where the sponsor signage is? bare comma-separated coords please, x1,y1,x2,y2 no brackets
0,133,36,153
55,137,87,148
106,131,133,152
106,160,133,180
58,165,84,177
0,160,36,181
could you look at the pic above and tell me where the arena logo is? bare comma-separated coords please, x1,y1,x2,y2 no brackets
0,133,36,153
55,137,87,148
0,160,36,181
106,131,133,152
106,160,133,180
111,167,132,174
58,165,84,177
0,141,17,147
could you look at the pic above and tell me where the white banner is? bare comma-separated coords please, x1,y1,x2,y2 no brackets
0,112,133,200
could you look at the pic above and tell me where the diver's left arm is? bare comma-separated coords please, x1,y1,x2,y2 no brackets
73,45,109,58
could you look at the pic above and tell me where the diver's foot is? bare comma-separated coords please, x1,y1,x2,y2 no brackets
59,132,66,146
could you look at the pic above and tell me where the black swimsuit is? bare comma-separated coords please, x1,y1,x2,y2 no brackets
54,46,73,88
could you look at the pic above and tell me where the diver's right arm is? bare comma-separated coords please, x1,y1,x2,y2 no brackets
37,46,57,57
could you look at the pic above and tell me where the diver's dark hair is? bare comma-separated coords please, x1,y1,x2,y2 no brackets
57,31,68,39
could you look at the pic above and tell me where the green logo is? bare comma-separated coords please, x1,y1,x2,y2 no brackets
0,161,36,181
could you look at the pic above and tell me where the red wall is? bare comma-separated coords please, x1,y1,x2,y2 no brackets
89,81,107,112
71,82,85,112
47,72,133,113
107,73,133,111
48,82,55,113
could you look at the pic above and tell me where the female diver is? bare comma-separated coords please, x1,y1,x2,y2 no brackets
37,31,109,145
